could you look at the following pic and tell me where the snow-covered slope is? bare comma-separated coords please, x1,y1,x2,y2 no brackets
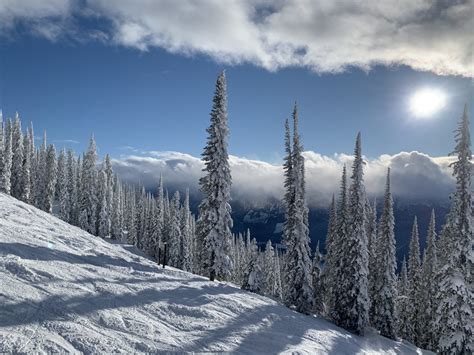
0,193,428,354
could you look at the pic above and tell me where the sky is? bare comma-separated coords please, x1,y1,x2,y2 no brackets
0,0,472,205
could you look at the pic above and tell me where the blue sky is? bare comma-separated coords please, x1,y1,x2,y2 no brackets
0,1,472,163
1,36,471,162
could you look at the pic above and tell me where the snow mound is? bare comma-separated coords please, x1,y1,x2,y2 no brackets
0,193,429,354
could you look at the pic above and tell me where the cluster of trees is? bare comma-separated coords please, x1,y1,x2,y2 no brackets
1,72,471,354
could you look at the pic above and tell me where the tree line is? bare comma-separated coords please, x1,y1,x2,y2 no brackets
0,72,471,354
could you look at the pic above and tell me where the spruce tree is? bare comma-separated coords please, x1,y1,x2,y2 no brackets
242,237,262,293
397,258,411,340
169,191,182,268
407,216,422,344
43,144,57,213
322,194,338,315
366,198,378,325
0,113,5,193
80,136,98,234
196,71,233,281
57,148,69,221
436,105,473,354
1,118,12,194
420,209,438,350
373,168,397,340
282,105,313,315
20,130,32,203
335,132,369,335
10,113,24,199
312,241,324,314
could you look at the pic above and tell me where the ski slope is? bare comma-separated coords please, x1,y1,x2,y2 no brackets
0,193,429,354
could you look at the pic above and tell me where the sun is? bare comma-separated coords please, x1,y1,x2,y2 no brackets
409,88,447,119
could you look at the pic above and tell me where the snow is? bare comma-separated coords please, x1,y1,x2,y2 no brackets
0,193,430,353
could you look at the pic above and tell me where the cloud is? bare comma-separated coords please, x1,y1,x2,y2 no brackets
112,150,456,208
52,139,80,144
2,0,472,77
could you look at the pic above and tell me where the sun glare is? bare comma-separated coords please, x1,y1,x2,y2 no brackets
409,88,447,119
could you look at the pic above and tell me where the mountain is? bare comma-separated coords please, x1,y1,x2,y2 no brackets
230,199,450,264
0,193,429,353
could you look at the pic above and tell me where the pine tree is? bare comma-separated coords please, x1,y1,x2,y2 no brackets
366,198,378,325
242,237,262,293
181,189,192,272
98,169,110,238
0,118,12,194
66,150,77,224
420,209,438,350
436,105,473,354
273,247,283,300
169,191,182,268
397,258,411,340
407,216,422,344
10,113,24,199
57,148,69,221
20,129,32,203
111,175,123,240
322,194,338,315
263,240,275,296
312,241,324,314
79,136,98,234
196,71,233,281
373,168,397,340
335,132,369,335
282,105,313,315
43,144,57,213
0,113,5,193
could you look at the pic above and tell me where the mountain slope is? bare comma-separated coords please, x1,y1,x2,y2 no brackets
0,193,428,354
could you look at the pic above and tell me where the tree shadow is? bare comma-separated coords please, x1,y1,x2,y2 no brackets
0,242,158,273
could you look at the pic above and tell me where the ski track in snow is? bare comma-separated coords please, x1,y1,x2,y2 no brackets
0,193,430,354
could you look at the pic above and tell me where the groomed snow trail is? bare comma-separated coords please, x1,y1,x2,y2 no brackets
0,193,429,354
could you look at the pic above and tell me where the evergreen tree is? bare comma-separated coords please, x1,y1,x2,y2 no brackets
322,194,338,315
312,241,324,314
169,191,182,268
66,150,77,224
373,168,397,340
242,237,262,293
79,136,98,234
196,71,233,281
43,144,57,213
282,105,313,314
367,198,378,325
407,216,422,344
20,129,32,203
0,118,13,194
111,175,123,240
436,105,473,354
180,189,192,272
335,132,369,335
10,113,24,199
57,148,69,221
0,113,5,193
98,169,110,238
420,209,438,350
397,258,411,340
273,248,283,300
262,240,275,296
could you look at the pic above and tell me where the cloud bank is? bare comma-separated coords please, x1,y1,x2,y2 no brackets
2,0,472,77
112,150,455,208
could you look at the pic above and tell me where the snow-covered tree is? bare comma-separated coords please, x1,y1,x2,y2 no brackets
335,132,369,335
10,114,24,199
43,144,57,213
196,71,233,281
242,237,262,293
181,189,193,272
419,209,438,350
366,198,377,325
20,129,32,203
79,136,98,234
397,257,411,340
312,241,324,314
0,118,12,194
322,194,338,315
436,104,473,354
111,175,123,240
98,168,110,238
66,150,77,224
169,191,182,268
372,168,397,340
282,105,313,315
0,113,6,193
407,216,422,344
56,148,69,221
262,240,276,296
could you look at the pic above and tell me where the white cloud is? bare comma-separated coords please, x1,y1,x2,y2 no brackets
1,0,472,77
112,150,455,208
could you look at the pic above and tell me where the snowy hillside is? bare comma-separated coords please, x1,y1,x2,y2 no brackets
0,193,428,354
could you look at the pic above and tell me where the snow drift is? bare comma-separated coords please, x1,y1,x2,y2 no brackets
0,193,428,353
